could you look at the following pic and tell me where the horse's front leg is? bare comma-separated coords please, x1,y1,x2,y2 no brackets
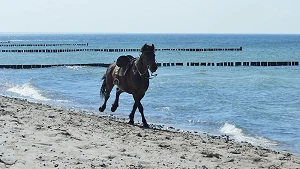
111,88,123,112
136,102,149,128
129,103,137,125
130,94,148,127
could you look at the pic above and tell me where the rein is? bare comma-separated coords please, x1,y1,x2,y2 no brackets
134,56,157,79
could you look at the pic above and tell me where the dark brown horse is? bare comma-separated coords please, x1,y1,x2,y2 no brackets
99,44,157,127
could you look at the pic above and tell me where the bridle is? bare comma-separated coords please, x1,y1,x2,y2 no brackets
135,51,157,79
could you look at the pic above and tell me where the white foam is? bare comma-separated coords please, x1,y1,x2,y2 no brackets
55,99,71,103
161,106,170,111
66,66,83,69
7,82,50,101
220,122,277,147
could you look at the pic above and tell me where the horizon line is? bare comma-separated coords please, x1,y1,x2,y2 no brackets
1,32,300,35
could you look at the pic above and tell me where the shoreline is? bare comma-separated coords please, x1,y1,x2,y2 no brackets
1,96,300,168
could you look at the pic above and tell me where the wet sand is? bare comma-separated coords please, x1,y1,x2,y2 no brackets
1,96,300,168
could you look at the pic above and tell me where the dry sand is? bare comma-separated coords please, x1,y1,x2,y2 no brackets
1,96,300,169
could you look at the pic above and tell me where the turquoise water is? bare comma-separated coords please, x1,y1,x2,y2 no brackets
0,34,300,155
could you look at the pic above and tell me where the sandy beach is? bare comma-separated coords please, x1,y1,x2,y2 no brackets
1,96,300,169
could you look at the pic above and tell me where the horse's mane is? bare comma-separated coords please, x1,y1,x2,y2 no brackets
141,44,155,53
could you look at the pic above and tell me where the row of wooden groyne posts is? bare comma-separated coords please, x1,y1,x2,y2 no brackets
186,61,299,66
0,41,10,43
0,47,242,53
0,43,88,47
0,61,298,69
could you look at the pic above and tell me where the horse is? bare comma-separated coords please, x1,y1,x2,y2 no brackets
99,44,157,128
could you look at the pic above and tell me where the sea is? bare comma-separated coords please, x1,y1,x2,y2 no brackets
0,33,299,155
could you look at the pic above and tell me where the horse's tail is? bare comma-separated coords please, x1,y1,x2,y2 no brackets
100,74,106,99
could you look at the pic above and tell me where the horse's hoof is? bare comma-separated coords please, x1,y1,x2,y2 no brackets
99,107,105,112
143,123,150,128
111,105,118,112
128,120,134,125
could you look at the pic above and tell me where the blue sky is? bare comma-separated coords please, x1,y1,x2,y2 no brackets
1,0,299,34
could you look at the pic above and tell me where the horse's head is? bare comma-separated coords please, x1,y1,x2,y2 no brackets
140,44,157,73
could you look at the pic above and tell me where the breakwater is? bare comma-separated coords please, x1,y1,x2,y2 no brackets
0,47,242,53
0,63,110,69
159,61,299,66
186,61,299,66
0,43,88,47
0,61,298,69
0,41,10,43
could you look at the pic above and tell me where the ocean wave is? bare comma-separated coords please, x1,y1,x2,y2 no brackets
220,122,277,147
7,82,50,101
4,80,74,105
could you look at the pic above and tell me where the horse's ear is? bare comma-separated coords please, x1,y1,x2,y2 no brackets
141,44,147,52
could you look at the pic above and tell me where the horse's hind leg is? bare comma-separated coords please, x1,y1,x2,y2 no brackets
99,84,113,112
111,88,123,112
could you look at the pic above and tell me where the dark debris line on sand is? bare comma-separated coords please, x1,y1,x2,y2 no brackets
0,158,17,166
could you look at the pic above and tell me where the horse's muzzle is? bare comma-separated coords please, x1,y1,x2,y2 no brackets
149,63,158,73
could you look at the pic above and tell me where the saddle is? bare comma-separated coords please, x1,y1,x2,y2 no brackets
114,55,135,85
116,55,135,68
